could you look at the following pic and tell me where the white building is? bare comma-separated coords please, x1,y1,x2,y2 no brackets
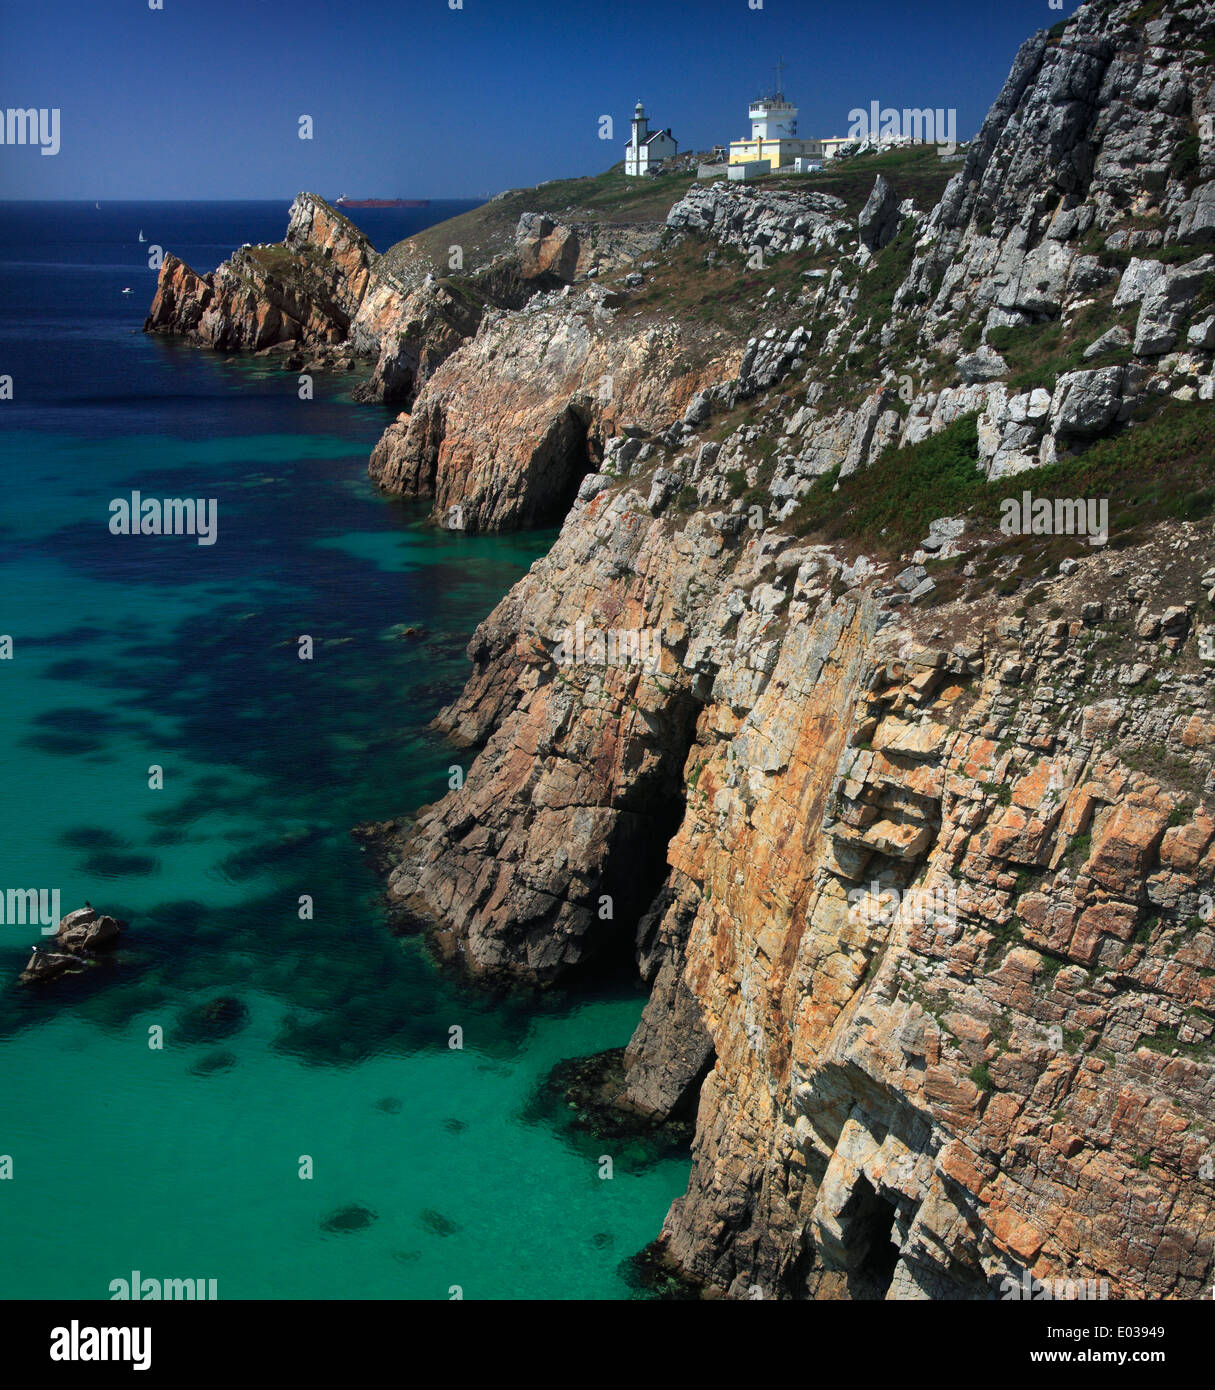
821,136,856,159
624,101,678,176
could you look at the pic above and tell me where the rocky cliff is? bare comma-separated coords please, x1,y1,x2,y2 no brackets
367,287,740,532
371,0,1215,1300
141,0,1215,1300
144,185,666,409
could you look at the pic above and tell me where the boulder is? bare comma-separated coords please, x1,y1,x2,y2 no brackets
514,214,580,282
921,517,966,553
957,346,1009,382
1175,181,1215,245
1112,257,1164,309
57,908,121,954
683,392,712,426
858,175,900,252
1006,387,1053,423
18,905,125,985
1187,315,1215,349
19,950,86,985
1082,324,1132,360
1048,366,1125,439
1133,255,1215,356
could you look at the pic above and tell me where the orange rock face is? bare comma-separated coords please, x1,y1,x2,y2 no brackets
381,464,1215,1298
368,300,740,532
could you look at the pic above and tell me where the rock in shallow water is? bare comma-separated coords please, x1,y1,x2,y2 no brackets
320,1204,377,1234
19,905,125,986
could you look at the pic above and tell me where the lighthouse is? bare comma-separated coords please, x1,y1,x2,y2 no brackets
624,100,678,176
729,62,824,172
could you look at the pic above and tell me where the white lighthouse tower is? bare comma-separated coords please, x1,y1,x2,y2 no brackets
624,100,678,176
729,61,823,172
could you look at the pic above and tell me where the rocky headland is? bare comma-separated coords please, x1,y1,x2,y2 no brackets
147,0,1215,1299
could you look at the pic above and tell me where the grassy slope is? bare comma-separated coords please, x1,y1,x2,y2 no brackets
789,399,1215,589
374,146,959,285
377,164,699,283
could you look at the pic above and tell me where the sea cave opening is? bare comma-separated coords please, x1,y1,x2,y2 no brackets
849,1174,901,1298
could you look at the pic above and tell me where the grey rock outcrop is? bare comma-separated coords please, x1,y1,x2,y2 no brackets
858,175,901,252
666,182,851,255
1133,255,1215,355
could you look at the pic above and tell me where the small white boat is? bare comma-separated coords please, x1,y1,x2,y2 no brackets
121,287,133,295
138,230,146,242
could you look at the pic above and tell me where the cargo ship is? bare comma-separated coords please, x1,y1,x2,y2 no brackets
335,195,430,209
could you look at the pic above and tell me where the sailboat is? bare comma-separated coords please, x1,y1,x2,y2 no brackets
138,230,146,242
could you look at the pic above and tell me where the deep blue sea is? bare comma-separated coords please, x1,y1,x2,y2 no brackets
0,201,688,1299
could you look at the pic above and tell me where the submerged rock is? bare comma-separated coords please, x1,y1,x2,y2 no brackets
320,1204,377,1234
188,1049,238,1077
176,996,250,1044
419,1208,460,1237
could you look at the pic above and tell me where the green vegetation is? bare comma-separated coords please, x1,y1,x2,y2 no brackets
1014,867,1047,896
786,144,957,219
787,398,1215,572
853,218,922,327
969,1062,994,1092
985,300,1137,391
1122,741,1211,799
1066,832,1092,870
789,415,981,551
984,915,1025,966
1140,1025,1215,1062
1126,0,1165,23
377,163,701,281
625,235,827,350
1134,915,1160,947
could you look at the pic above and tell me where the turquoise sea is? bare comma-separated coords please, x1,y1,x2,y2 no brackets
0,202,689,1299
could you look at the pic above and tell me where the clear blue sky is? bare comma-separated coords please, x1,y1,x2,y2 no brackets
0,0,1082,200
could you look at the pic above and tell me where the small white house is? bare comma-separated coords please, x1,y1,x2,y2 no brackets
624,101,678,176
